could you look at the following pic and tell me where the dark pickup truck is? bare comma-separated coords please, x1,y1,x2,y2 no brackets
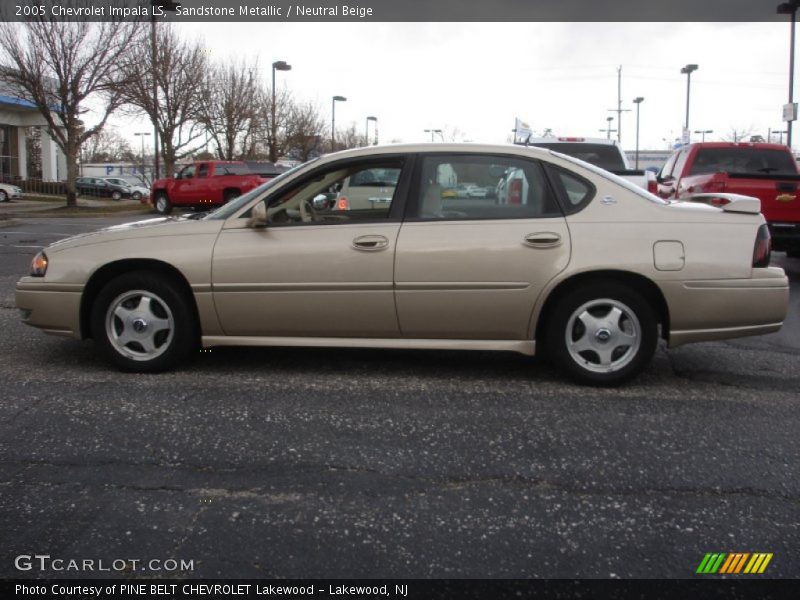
656,142,800,257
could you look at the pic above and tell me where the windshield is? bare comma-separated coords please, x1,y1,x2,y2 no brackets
203,160,315,220
549,151,669,205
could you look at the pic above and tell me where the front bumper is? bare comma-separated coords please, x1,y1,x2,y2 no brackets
660,267,790,347
16,280,83,338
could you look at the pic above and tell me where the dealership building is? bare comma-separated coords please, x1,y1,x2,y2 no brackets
0,82,66,182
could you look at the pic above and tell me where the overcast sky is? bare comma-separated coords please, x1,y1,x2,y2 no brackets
106,21,793,152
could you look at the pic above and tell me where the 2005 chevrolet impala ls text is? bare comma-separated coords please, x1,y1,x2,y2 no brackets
16,144,789,385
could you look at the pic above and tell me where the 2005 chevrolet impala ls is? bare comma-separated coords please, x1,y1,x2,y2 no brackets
16,144,789,385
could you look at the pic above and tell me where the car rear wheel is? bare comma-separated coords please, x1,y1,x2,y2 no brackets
91,272,197,372
223,189,240,203
0,190,8,202
154,192,172,214
546,283,657,386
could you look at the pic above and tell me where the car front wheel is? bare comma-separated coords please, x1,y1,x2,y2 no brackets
154,192,172,214
90,272,197,372
132,191,142,201
111,190,122,201
546,283,657,386
0,190,8,202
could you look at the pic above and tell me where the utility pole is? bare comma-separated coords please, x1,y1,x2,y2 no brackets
608,65,630,145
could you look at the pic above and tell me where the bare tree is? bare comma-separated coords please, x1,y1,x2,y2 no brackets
334,122,365,151
118,24,206,177
0,16,141,206
284,100,326,162
723,127,756,143
83,127,135,163
199,60,260,161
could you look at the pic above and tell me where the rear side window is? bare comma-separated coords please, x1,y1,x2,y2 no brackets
689,148,798,176
411,154,562,221
547,167,595,213
215,163,251,176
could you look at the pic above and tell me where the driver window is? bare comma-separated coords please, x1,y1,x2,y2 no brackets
179,165,196,179
262,159,404,226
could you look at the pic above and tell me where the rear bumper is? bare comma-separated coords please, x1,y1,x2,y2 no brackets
661,268,790,347
15,280,83,339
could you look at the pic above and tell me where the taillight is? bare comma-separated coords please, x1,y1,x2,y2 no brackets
508,179,522,205
647,179,657,194
337,196,350,211
752,224,771,268
706,196,731,207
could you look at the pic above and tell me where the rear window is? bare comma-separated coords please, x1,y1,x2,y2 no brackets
214,163,251,176
530,142,626,171
688,148,798,176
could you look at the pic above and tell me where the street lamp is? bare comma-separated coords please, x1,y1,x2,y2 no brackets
424,128,443,142
632,97,644,169
150,1,181,180
778,1,800,149
680,63,699,133
600,116,616,140
331,95,347,151
366,116,377,146
270,60,291,163
693,129,713,142
774,129,789,144
134,132,151,182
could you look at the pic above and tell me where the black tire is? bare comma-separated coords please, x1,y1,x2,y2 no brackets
111,190,122,201
91,271,197,372
223,189,240,203
154,192,172,214
545,282,658,386
786,248,800,259
132,191,142,202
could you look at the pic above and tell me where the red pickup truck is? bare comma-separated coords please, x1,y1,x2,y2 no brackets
656,142,800,257
151,161,267,215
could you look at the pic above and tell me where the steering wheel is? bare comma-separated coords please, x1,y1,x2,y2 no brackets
299,198,318,223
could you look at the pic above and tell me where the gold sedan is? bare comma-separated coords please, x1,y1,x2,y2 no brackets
16,144,789,385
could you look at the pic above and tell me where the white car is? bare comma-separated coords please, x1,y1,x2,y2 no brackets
0,182,23,202
103,178,150,202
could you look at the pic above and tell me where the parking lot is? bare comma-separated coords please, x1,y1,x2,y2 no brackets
0,215,798,579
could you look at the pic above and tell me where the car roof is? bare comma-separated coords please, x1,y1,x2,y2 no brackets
319,143,555,163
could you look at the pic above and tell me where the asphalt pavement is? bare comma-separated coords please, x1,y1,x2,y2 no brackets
0,216,798,580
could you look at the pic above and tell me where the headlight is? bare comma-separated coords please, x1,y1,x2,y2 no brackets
31,251,48,276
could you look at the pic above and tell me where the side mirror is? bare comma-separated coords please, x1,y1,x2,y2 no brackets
248,202,268,228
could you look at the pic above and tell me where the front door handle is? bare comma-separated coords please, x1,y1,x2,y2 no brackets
523,232,562,248
353,235,390,251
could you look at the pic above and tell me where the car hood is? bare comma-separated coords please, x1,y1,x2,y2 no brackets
46,216,224,252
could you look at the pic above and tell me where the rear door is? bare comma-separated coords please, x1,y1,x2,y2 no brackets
394,153,571,340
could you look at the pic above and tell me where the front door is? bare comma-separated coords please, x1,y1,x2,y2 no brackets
211,156,410,338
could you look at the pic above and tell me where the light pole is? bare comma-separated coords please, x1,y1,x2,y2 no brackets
693,129,713,142
778,2,799,149
331,95,346,151
366,116,377,146
633,97,644,169
775,129,789,144
150,1,180,180
270,60,291,163
680,63,699,134
424,128,442,142
134,132,151,182
600,116,616,140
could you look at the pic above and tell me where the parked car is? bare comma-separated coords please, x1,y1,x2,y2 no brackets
656,142,800,257
16,144,789,386
333,166,400,211
150,160,268,215
103,177,150,202
0,182,23,202
75,177,131,200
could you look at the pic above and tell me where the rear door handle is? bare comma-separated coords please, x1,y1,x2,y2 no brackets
523,232,562,248
353,235,390,251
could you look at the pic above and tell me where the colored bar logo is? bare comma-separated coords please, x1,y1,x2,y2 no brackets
696,553,773,574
